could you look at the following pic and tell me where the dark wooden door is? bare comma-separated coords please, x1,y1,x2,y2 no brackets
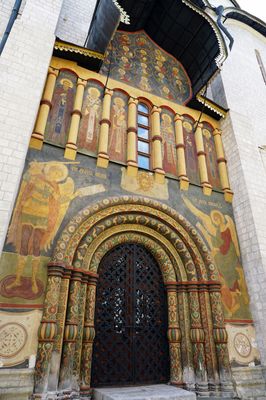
91,243,170,387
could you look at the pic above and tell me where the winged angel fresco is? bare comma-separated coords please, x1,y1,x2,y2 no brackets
6,161,105,295
182,196,249,317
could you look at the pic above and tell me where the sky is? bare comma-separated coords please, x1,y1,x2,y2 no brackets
237,0,266,23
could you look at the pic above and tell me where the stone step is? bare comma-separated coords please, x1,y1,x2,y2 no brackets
93,384,197,400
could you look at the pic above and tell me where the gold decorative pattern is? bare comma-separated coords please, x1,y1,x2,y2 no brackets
54,41,104,60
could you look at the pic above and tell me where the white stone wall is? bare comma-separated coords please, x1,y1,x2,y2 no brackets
56,0,97,47
0,0,27,42
0,0,65,253
220,20,266,363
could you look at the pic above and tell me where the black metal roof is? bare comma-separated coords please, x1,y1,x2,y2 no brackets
117,0,226,97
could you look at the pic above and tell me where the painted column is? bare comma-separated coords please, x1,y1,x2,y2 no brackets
80,276,98,396
73,274,89,391
198,283,219,388
126,98,138,177
165,283,183,386
47,267,72,391
97,89,113,168
64,78,87,160
209,282,234,395
30,67,59,150
176,283,195,390
187,283,208,394
34,263,64,395
213,128,233,203
174,114,189,190
151,106,165,184
58,270,83,391
194,122,212,196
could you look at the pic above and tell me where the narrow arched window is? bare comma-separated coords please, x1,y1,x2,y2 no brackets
137,102,150,170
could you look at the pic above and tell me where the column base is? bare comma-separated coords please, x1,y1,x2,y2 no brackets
154,169,165,184
179,176,189,191
223,189,234,203
64,145,77,160
202,183,212,196
96,153,109,169
29,133,44,150
127,163,138,177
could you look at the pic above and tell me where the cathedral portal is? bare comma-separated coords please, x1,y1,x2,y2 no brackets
33,196,234,398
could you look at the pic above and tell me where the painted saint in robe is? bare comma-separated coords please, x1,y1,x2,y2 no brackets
183,120,200,184
78,86,102,154
161,113,177,176
45,74,76,146
183,196,250,319
202,126,221,189
109,96,127,163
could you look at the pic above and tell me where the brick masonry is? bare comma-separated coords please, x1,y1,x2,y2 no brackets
0,0,97,254
56,0,97,47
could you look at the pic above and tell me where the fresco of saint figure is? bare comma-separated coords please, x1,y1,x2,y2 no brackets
183,119,200,184
161,113,177,176
109,96,127,163
78,86,102,154
202,126,221,189
45,72,76,146
5,161,105,296
182,196,250,319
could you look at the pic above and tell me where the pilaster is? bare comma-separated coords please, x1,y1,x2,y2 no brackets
151,106,165,184
64,78,87,160
97,89,113,168
174,114,189,190
30,68,59,150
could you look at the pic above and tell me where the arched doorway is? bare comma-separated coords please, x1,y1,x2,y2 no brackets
91,243,170,387
34,196,234,398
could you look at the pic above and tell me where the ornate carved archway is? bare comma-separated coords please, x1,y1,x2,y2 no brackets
33,196,234,398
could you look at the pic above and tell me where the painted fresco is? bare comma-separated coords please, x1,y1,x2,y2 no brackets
182,116,200,185
77,80,103,155
182,194,251,321
202,122,221,189
109,90,128,163
121,168,169,200
45,70,77,146
0,149,108,308
100,31,191,104
0,143,251,323
160,109,177,176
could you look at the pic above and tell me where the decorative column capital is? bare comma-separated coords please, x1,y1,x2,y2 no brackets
88,275,98,285
174,114,184,122
165,281,178,292
151,106,161,114
48,67,59,77
105,88,113,96
128,97,138,106
194,122,204,130
47,262,65,277
213,128,222,136
77,78,87,87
